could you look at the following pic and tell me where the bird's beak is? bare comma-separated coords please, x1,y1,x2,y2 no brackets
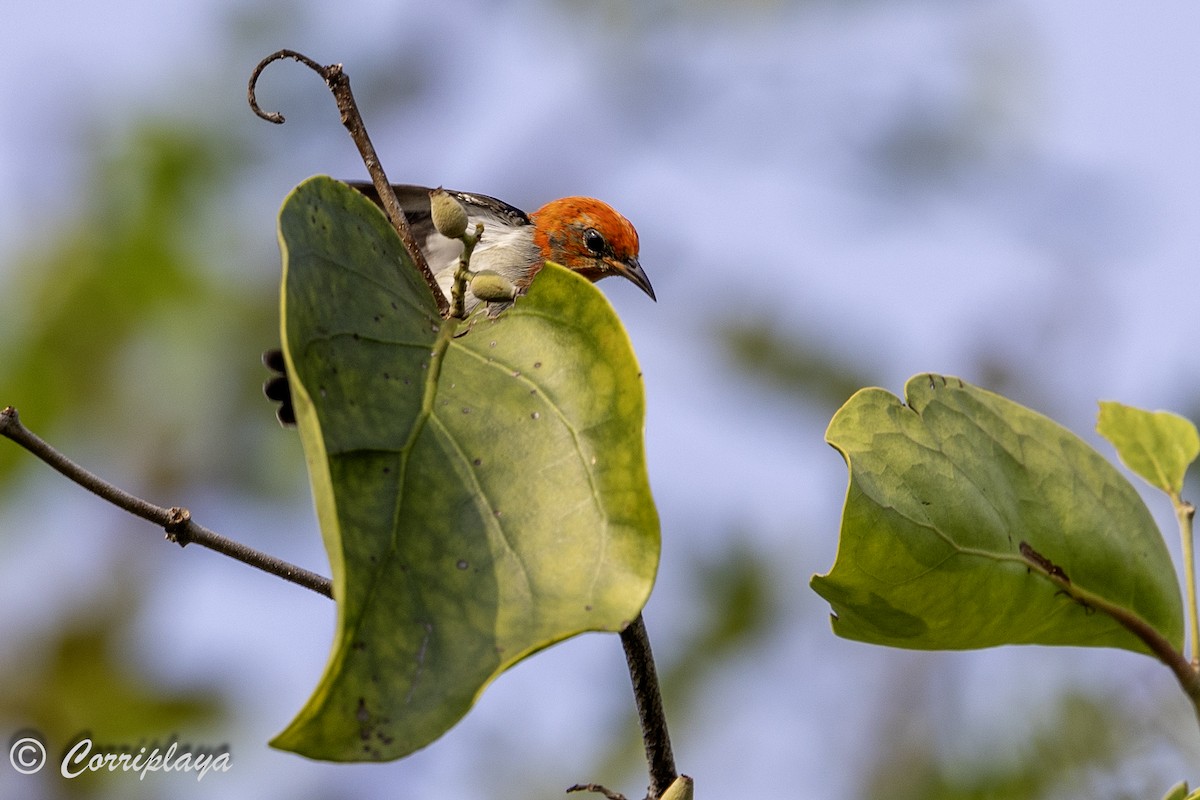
611,256,657,302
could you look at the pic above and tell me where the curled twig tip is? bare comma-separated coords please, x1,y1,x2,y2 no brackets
248,48,339,124
247,46,449,315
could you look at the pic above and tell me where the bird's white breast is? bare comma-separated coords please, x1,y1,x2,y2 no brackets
428,214,539,311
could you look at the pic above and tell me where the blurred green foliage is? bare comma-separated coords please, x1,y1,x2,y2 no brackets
0,573,225,799
0,118,282,797
2,127,218,444
0,123,289,494
859,689,1172,800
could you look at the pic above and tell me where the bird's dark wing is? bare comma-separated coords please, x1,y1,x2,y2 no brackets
342,181,531,231
346,180,534,281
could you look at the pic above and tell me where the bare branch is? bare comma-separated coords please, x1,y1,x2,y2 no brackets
0,406,333,599
247,49,450,316
620,614,678,799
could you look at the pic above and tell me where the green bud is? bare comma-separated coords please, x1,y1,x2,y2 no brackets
430,188,469,239
470,270,518,302
660,776,694,800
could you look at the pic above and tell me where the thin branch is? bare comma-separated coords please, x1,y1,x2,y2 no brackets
620,613,678,800
567,784,627,800
0,406,333,599
247,49,450,317
1019,540,1200,720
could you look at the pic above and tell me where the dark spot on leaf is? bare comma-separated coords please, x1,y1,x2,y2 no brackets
534,361,542,368
473,458,482,466
462,407,471,414
357,698,370,724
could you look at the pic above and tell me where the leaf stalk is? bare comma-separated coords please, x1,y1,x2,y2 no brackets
1176,499,1199,665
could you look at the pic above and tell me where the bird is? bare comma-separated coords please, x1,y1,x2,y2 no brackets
352,181,654,313
264,181,655,425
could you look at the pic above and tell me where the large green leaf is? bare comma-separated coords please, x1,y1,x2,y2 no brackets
811,374,1183,654
272,176,659,761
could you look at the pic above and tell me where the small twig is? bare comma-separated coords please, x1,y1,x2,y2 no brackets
247,49,450,317
450,223,484,320
620,613,678,799
567,784,627,800
1,406,333,599
1175,499,1199,665
1019,539,1200,723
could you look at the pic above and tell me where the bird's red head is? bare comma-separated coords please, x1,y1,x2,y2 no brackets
530,197,655,300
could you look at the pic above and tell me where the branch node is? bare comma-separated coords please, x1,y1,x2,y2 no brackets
165,506,193,544
0,405,17,434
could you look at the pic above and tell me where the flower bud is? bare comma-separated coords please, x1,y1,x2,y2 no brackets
660,776,694,800
470,270,517,302
430,188,469,239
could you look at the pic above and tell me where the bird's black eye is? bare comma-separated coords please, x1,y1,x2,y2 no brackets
583,228,607,255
